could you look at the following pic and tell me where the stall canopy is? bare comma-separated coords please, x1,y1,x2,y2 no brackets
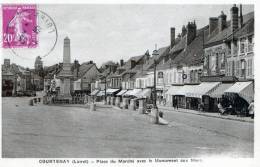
96,90,105,96
90,89,100,96
106,89,120,95
116,90,128,96
224,81,254,103
186,82,221,98
165,85,183,95
207,83,234,98
136,88,151,98
123,89,142,97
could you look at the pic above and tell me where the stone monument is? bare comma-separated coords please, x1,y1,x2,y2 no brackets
57,37,73,100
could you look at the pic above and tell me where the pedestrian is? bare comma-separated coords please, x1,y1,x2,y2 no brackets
248,100,254,119
218,101,225,115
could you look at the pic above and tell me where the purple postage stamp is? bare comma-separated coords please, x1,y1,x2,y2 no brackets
2,4,37,48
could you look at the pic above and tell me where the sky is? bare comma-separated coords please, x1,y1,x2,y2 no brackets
1,4,254,68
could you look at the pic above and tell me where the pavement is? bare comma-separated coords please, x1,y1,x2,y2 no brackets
157,105,254,123
2,97,254,158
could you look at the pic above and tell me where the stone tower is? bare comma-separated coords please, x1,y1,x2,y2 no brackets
57,36,73,99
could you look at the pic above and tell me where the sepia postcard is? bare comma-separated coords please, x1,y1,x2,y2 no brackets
0,0,258,167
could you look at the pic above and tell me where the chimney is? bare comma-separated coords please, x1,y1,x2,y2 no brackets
240,4,243,27
186,21,197,45
181,25,187,37
170,27,175,48
230,4,239,32
209,17,218,35
89,60,93,64
120,59,124,66
218,11,227,31
4,59,10,68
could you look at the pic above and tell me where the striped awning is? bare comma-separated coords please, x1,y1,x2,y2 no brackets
106,89,120,95
124,89,142,97
116,90,127,96
224,81,254,103
185,82,221,98
208,83,234,98
165,85,183,95
136,89,151,98
96,90,105,96
90,89,100,96
174,85,198,96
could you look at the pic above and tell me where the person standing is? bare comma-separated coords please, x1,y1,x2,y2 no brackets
248,100,254,119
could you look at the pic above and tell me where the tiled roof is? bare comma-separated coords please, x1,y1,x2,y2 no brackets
232,18,254,38
169,35,186,54
205,12,254,46
74,63,96,80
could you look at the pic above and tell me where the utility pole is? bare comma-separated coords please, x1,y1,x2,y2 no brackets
152,44,159,124
104,76,107,104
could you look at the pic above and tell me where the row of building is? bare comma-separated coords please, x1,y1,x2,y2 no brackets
90,4,254,113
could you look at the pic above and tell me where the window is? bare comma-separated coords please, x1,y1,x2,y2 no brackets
236,60,241,77
173,71,176,83
247,59,253,76
240,38,246,54
248,36,254,52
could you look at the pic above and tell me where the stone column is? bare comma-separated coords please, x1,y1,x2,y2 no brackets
129,99,135,110
115,97,120,107
122,98,128,109
88,96,92,104
107,96,111,105
110,96,113,105
138,99,144,114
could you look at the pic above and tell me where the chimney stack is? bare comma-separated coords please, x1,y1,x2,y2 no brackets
120,59,124,66
209,17,218,35
170,27,175,48
4,59,10,68
186,21,197,45
230,4,239,32
181,25,187,37
218,11,227,32
240,4,243,27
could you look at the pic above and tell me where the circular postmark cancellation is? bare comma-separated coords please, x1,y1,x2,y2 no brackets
2,4,58,59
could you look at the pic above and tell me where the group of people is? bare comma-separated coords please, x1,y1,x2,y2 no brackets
217,100,254,119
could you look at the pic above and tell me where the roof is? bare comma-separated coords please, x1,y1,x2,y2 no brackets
157,29,204,69
205,11,254,47
232,18,254,39
74,62,96,80
169,35,187,54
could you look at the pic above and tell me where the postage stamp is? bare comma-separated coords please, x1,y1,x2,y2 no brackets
2,4,37,48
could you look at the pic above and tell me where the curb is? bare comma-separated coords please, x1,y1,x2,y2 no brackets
158,106,254,123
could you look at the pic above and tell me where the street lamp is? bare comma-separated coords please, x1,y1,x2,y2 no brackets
104,75,107,104
152,45,159,124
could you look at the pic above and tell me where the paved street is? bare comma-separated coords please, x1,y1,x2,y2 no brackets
2,97,253,158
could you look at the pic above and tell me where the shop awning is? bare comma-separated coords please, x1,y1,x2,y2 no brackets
136,89,151,98
106,89,119,95
116,90,128,96
208,83,234,98
96,90,105,96
124,89,142,97
224,81,254,103
90,89,100,96
186,82,221,98
174,85,198,96
165,86,183,95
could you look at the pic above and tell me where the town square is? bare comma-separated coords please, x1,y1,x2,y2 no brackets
1,4,254,158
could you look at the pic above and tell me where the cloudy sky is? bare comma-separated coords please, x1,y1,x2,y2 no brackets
2,4,254,68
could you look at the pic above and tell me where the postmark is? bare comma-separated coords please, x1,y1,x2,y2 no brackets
2,4,58,59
